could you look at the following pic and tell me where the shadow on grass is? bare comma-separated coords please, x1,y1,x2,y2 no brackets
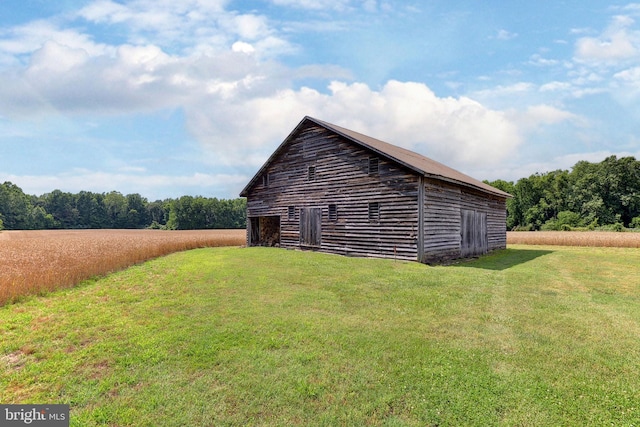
456,248,554,271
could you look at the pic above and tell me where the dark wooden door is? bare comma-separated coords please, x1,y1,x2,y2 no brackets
300,208,322,247
461,209,487,257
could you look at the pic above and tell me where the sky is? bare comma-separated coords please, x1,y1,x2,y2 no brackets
1,1,640,200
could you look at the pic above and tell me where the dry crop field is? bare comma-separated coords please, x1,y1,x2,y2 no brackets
507,230,640,247
0,229,246,306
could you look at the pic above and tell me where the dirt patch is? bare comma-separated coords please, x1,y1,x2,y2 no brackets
1,350,28,371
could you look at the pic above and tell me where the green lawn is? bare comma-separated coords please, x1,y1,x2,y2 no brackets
1,246,639,426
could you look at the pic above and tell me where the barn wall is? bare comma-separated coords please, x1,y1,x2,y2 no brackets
245,123,420,261
421,178,507,263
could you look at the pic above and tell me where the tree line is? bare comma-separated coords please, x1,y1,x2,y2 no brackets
0,182,246,230
2,155,639,232
487,155,640,231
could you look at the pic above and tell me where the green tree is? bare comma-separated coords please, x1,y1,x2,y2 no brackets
510,174,550,230
146,200,170,228
126,193,149,228
29,205,55,229
0,181,33,229
41,190,79,229
165,196,246,230
74,191,108,228
600,156,640,226
103,191,129,228
569,156,640,227
214,198,247,228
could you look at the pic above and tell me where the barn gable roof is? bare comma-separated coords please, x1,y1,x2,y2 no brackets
240,116,511,198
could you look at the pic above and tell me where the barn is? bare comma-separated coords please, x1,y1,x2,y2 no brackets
239,116,511,263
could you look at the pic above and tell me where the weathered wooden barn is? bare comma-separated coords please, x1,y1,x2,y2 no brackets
240,116,511,263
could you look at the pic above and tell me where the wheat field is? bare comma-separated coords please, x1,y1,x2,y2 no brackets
0,229,246,306
507,231,640,247
4,229,638,307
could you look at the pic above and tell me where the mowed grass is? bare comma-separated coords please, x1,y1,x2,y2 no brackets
1,246,639,426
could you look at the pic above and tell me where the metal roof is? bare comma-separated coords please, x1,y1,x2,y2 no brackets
240,116,511,198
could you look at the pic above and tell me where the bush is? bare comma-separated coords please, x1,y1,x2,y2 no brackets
631,217,640,229
147,221,162,230
597,222,626,232
541,211,585,231
541,220,560,231
512,224,534,231
556,211,583,228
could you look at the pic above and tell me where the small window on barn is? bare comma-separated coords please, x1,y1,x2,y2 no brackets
368,157,379,175
328,204,337,222
308,166,316,181
368,202,380,222
288,206,295,221
262,173,270,187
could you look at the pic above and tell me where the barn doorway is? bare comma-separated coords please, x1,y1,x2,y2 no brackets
299,207,322,247
460,209,487,257
249,216,281,247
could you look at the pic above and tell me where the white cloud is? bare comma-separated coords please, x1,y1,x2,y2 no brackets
77,0,132,24
186,80,523,173
495,29,517,40
269,0,353,11
74,0,291,57
508,104,584,131
528,54,559,67
0,19,111,58
613,65,640,92
473,82,535,98
232,41,255,54
0,23,295,117
28,41,91,73
228,14,271,40
539,81,572,92
77,0,227,31
574,15,640,63
470,82,539,109
611,66,640,102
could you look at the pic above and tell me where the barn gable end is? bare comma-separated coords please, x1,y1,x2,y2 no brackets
240,116,509,263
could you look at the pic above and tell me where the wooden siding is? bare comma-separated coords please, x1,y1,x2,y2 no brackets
245,122,420,261
421,178,507,263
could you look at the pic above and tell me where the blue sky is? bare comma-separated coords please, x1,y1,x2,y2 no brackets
1,0,640,200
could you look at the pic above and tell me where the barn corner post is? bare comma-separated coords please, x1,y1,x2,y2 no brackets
245,209,250,247
417,175,425,263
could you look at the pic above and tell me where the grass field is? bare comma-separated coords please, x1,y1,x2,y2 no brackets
0,229,245,306
1,245,639,426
